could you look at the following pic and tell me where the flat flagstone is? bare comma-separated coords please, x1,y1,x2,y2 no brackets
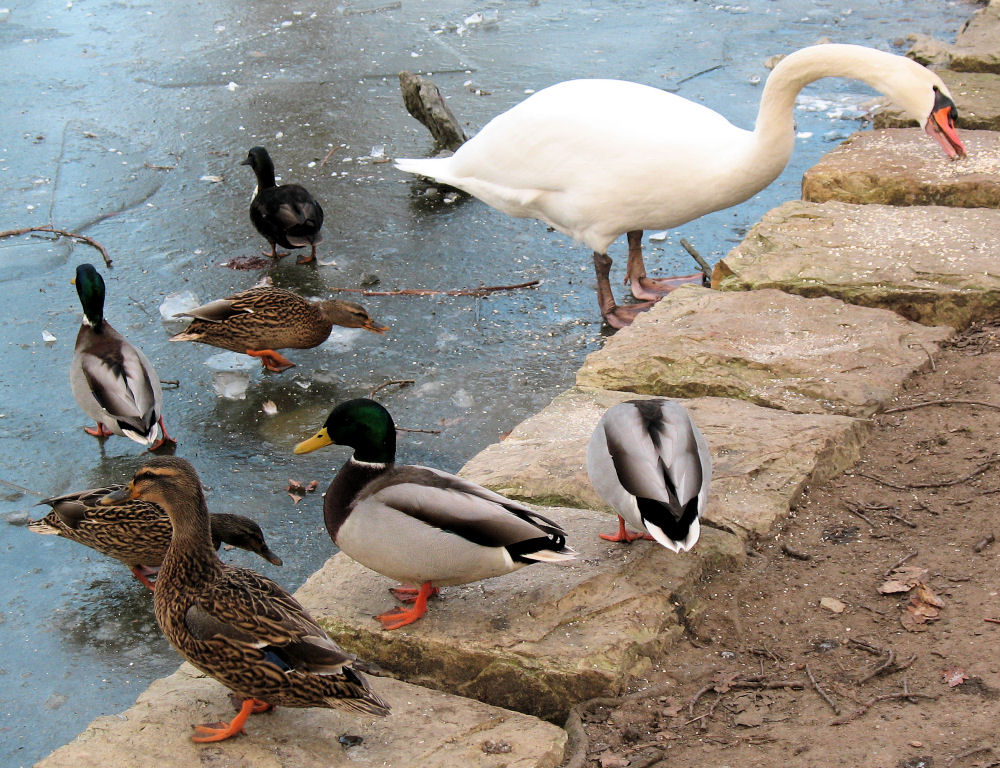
460,387,869,540
574,285,953,417
712,200,1000,328
37,664,566,768
800,128,1000,208
296,509,743,724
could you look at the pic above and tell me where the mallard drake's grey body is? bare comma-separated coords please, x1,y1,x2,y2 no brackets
587,399,711,552
70,263,175,450
294,398,576,630
170,287,386,372
30,484,282,589
242,146,324,264
101,457,388,742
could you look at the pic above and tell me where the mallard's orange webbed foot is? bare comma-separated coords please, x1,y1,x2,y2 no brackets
599,516,653,543
247,349,295,373
84,423,112,438
390,584,440,604
130,565,158,591
295,246,317,265
149,416,177,452
191,697,269,743
376,581,436,630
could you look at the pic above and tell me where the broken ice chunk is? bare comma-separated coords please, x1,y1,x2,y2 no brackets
42,330,57,344
160,290,201,332
204,352,257,400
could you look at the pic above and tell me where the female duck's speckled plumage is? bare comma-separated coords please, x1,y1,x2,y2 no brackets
103,457,388,741
294,398,576,630
29,484,282,588
242,146,324,264
70,263,174,450
170,287,386,372
587,399,712,553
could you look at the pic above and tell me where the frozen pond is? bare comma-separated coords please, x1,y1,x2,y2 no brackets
0,0,974,764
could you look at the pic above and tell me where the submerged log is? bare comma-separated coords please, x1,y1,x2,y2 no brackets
399,70,467,151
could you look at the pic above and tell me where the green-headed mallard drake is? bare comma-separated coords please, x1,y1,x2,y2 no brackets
587,399,711,552
169,287,387,373
394,45,965,328
242,146,324,264
70,263,175,450
294,398,576,630
30,484,282,590
101,456,389,742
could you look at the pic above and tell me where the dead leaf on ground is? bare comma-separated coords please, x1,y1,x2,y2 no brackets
712,671,742,694
901,582,944,632
878,565,929,594
942,667,969,687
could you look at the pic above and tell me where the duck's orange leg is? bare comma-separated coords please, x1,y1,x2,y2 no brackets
149,416,177,452
376,581,436,630
247,349,296,372
84,423,112,438
130,566,157,591
600,515,654,543
191,697,272,743
390,583,440,603
296,244,317,265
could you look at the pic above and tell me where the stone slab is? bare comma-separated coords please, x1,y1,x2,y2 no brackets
574,285,953,417
874,70,1000,131
952,0,1000,73
296,508,744,724
37,664,566,768
800,128,1000,208
712,200,1000,328
460,387,869,540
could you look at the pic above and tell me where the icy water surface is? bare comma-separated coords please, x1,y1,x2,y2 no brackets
0,0,975,763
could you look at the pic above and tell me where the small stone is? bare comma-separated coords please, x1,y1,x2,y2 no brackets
820,597,846,613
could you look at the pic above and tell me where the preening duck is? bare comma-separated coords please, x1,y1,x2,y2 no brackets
70,263,175,450
30,484,282,590
294,398,576,630
242,146,325,264
170,286,387,372
587,399,711,552
395,44,966,328
101,457,389,742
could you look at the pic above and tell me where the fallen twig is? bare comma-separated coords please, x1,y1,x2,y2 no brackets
679,237,713,278
0,225,112,268
887,511,917,529
319,145,339,167
946,744,995,768
0,478,44,497
858,649,896,684
847,503,876,527
331,280,540,298
368,379,415,398
855,457,1000,492
806,663,840,715
973,534,995,553
781,543,812,561
830,691,936,726
883,399,1000,414
885,550,918,576
985,617,1000,625
160,379,180,389
395,426,441,435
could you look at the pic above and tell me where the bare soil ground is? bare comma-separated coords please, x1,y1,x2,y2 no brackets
574,318,1000,768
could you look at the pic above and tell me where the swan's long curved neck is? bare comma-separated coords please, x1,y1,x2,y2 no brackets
752,44,907,178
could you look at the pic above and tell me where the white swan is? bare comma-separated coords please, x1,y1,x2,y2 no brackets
587,399,711,553
395,44,966,328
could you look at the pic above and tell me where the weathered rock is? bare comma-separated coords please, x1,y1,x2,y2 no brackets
399,71,468,151
713,200,1000,329
296,508,743,723
952,0,1000,73
903,33,955,69
460,387,870,539
575,285,952,417
801,129,1000,208
37,664,566,768
874,70,1000,131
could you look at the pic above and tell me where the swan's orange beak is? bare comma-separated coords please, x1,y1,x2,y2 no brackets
925,93,966,160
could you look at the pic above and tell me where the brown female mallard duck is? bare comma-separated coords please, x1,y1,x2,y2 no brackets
101,456,389,742
169,287,387,372
293,398,576,630
242,146,324,264
30,484,282,589
71,263,175,450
